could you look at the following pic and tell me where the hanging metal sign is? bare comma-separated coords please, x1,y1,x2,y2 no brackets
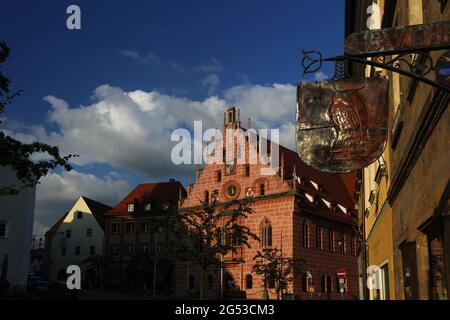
296,78,389,173
435,50,450,88
345,20,450,56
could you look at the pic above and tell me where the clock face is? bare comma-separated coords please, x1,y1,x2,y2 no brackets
228,185,237,196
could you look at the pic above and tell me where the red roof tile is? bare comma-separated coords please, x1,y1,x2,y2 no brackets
106,181,186,215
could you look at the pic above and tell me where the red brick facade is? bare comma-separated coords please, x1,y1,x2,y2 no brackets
175,107,359,299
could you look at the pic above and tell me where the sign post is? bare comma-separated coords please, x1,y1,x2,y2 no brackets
337,268,346,300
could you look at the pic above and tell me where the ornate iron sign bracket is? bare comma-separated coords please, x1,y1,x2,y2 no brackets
302,21,450,92
302,49,450,92
296,21,449,173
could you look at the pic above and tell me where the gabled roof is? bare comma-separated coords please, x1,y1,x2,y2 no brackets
45,196,112,235
45,212,69,236
81,196,113,229
106,181,186,215
280,144,356,210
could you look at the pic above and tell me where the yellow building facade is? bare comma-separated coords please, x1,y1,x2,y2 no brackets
346,0,449,300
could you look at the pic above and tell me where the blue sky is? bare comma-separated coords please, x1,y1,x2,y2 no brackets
0,0,345,233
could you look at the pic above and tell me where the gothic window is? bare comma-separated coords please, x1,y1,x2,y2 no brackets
329,229,336,253
316,226,323,250
302,220,310,248
261,221,272,247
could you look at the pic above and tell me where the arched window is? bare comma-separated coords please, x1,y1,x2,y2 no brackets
261,221,272,247
320,274,327,292
351,235,358,256
204,191,209,204
302,220,310,248
207,274,213,290
316,226,323,250
302,273,308,292
246,274,253,289
189,274,195,290
327,275,333,293
329,229,336,252
303,271,313,292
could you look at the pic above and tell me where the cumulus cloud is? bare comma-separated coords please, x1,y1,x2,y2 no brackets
34,170,130,235
5,82,298,234
5,82,297,180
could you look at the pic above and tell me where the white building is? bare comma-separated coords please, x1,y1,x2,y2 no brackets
0,166,36,290
44,196,112,283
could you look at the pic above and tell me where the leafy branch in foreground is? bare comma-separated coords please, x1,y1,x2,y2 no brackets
0,41,77,195
174,190,259,299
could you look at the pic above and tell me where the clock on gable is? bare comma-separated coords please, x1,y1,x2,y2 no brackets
222,180,240,199
228,185,237,196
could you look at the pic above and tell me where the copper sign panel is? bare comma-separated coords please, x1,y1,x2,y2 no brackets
345,21,450,56
296,78,389,173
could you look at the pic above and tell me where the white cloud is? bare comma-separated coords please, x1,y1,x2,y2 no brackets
119,49,140,60
119,49,160,66
5,82,297,181
5,82,299,234
34,169,130,235
168,61,185,73
195,57,223,73
313,72,328,81
201,73,221,95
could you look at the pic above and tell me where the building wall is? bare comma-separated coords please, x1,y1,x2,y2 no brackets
175,108,359,299
390,0,449,300
48,197,104,282
0,166,36,290
349,0,450,300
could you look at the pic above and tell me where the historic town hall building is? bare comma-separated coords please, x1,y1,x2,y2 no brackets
175,107,359,299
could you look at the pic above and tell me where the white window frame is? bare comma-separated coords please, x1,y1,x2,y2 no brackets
127,203,135,212
144,203,151,211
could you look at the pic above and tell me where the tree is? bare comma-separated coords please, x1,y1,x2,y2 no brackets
0,41,76,195
252,247,305,300
173,190,259,300
82,254,107,288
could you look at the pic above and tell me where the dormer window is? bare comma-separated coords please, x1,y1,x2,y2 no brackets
127,203,134,212
144,203,151,212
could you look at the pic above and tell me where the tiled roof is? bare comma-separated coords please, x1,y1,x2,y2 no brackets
81,196,113,229
280,144,356,210
45,211,69,235
106,181,186,215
